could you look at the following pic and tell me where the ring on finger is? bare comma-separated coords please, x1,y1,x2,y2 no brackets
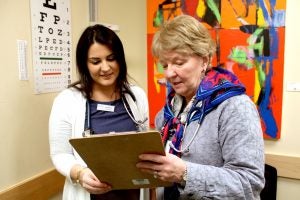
153,170,159,179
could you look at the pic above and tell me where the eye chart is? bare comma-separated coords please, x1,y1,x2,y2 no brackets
30,0,71,94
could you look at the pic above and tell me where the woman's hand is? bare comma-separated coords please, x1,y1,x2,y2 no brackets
136,153,186,183
79,167,112,194
71,165,112,194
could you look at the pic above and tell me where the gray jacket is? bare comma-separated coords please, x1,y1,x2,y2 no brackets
155,94,265,200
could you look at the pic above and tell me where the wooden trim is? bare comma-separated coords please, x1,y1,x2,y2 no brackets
265,153,300,180
0,168,64,200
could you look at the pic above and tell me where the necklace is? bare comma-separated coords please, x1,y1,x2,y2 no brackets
178,96,196,124
91,87,119,102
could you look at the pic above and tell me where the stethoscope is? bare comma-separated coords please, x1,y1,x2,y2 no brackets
121,96,148,129
82,96,147,137
167,99,205,154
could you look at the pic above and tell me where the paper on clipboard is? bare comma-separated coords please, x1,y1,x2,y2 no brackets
69,130,172,190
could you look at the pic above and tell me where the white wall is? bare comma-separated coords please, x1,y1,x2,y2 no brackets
0,0,89,190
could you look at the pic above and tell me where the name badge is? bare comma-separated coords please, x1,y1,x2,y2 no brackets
97,104,115,112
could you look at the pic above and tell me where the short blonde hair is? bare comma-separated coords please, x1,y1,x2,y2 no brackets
152,15,216,61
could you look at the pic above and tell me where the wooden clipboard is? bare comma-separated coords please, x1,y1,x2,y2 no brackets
69,130,172,190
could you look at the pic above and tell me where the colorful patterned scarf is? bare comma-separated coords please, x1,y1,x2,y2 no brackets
161,66,246,157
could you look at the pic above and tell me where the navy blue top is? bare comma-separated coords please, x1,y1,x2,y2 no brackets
89,98,140,199
89,98,137,134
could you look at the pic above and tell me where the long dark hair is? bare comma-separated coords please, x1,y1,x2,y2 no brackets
69,24,133,99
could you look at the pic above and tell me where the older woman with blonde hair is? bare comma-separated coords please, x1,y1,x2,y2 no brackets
137,15,265,200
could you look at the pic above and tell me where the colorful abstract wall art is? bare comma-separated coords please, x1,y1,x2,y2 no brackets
147,0,286,139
